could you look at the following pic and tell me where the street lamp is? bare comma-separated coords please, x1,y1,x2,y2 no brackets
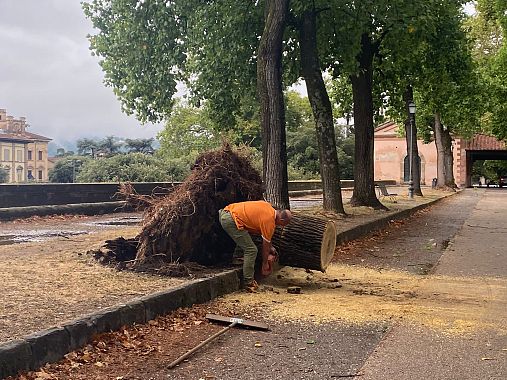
408,101,416,199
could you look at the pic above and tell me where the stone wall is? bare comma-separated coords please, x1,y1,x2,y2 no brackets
0,180,396,208
0,182,177,208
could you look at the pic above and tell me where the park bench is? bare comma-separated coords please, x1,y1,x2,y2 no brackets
376,183,398,203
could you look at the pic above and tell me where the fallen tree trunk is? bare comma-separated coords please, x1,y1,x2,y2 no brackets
95,214,337,273
273,214,337,272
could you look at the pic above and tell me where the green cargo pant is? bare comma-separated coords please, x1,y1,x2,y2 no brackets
219,209,257,282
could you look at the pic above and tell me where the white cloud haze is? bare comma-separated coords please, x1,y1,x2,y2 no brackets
0,0,164,149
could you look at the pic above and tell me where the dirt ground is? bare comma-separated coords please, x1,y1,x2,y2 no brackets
2,188,478,379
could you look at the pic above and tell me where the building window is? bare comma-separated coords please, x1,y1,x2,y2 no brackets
16,150,23,162
3,149,10,161
28,150,32,160
38,170,43,180
38,151,43,160
27,170,34,180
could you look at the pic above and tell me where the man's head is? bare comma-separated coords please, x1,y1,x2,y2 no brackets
275,209,293,226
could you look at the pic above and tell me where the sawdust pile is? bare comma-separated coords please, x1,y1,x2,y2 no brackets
219,264,507,335
115,144,264,269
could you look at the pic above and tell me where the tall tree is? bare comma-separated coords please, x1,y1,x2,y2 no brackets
413,1,481,189
125,138,154,154
257,0,290,208
98,136,122,157
297,5,345,213
76,138,98,158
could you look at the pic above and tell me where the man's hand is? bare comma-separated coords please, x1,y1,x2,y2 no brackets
269,246,279,261
261,241,277,276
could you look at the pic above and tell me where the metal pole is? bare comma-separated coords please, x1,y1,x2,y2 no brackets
408,116,414,199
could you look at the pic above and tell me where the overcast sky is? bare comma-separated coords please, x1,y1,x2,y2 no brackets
0,0,165,149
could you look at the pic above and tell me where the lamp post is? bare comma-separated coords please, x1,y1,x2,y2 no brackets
408,101,416,199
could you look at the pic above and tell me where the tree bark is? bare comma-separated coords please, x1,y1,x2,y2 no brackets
349,33,386,210
403,86,423,196
299,9,345,214
257,0,290,209
272,214,337,271
434,112,457,189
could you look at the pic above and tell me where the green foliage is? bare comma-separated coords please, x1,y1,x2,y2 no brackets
97,135,122,157
76,138,99,157
472,159,507,182
76,153,186,182
83,0,186,123
0,167,8,183
157,102,221,161
329,76,353,124
48,156,91,183
124,138,154,153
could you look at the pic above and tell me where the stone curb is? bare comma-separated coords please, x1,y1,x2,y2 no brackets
0,202,130,221
0,191,457,379
336,192,458,245
0,269,241,379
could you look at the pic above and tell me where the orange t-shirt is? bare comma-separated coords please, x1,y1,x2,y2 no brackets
224,201,276,242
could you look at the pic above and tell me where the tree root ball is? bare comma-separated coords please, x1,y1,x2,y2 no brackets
132,144,264,266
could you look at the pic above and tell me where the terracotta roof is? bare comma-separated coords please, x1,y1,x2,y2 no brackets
0,133,32,142
0,130,51,142
374,121,400,137
463,134,506,150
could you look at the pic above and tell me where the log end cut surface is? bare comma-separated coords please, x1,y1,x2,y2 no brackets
320,220,337,271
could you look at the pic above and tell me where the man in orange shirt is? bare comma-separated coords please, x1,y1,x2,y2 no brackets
219,200,292,292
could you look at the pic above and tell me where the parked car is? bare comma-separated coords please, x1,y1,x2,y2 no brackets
499,177,507,188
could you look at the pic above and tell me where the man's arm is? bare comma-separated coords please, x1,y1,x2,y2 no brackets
262,238,272,266
261,239,277,275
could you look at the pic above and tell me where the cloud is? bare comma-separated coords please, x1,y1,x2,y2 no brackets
0,0,163,146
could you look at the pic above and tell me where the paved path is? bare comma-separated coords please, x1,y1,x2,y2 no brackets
166,189,507,380
358,188,507,380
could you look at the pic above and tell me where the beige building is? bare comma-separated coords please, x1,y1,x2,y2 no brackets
0,108,52,183
374,121,507,187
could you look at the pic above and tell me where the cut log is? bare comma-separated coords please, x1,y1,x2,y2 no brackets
273,214,337,272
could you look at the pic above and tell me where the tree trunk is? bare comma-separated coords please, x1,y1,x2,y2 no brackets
349,33,385,210
434,112,457,189
257,0,290,209
273,214,337,271
403,86,423,196
99,214,337,273
299,9,345,214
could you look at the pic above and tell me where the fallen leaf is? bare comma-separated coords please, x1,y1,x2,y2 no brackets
481,357,495,361
254,342,262,347
94,361,105,367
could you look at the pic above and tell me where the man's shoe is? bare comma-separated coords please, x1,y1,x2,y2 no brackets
244,279,259,293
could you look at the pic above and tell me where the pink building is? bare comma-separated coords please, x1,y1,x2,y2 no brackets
374,121,507,188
